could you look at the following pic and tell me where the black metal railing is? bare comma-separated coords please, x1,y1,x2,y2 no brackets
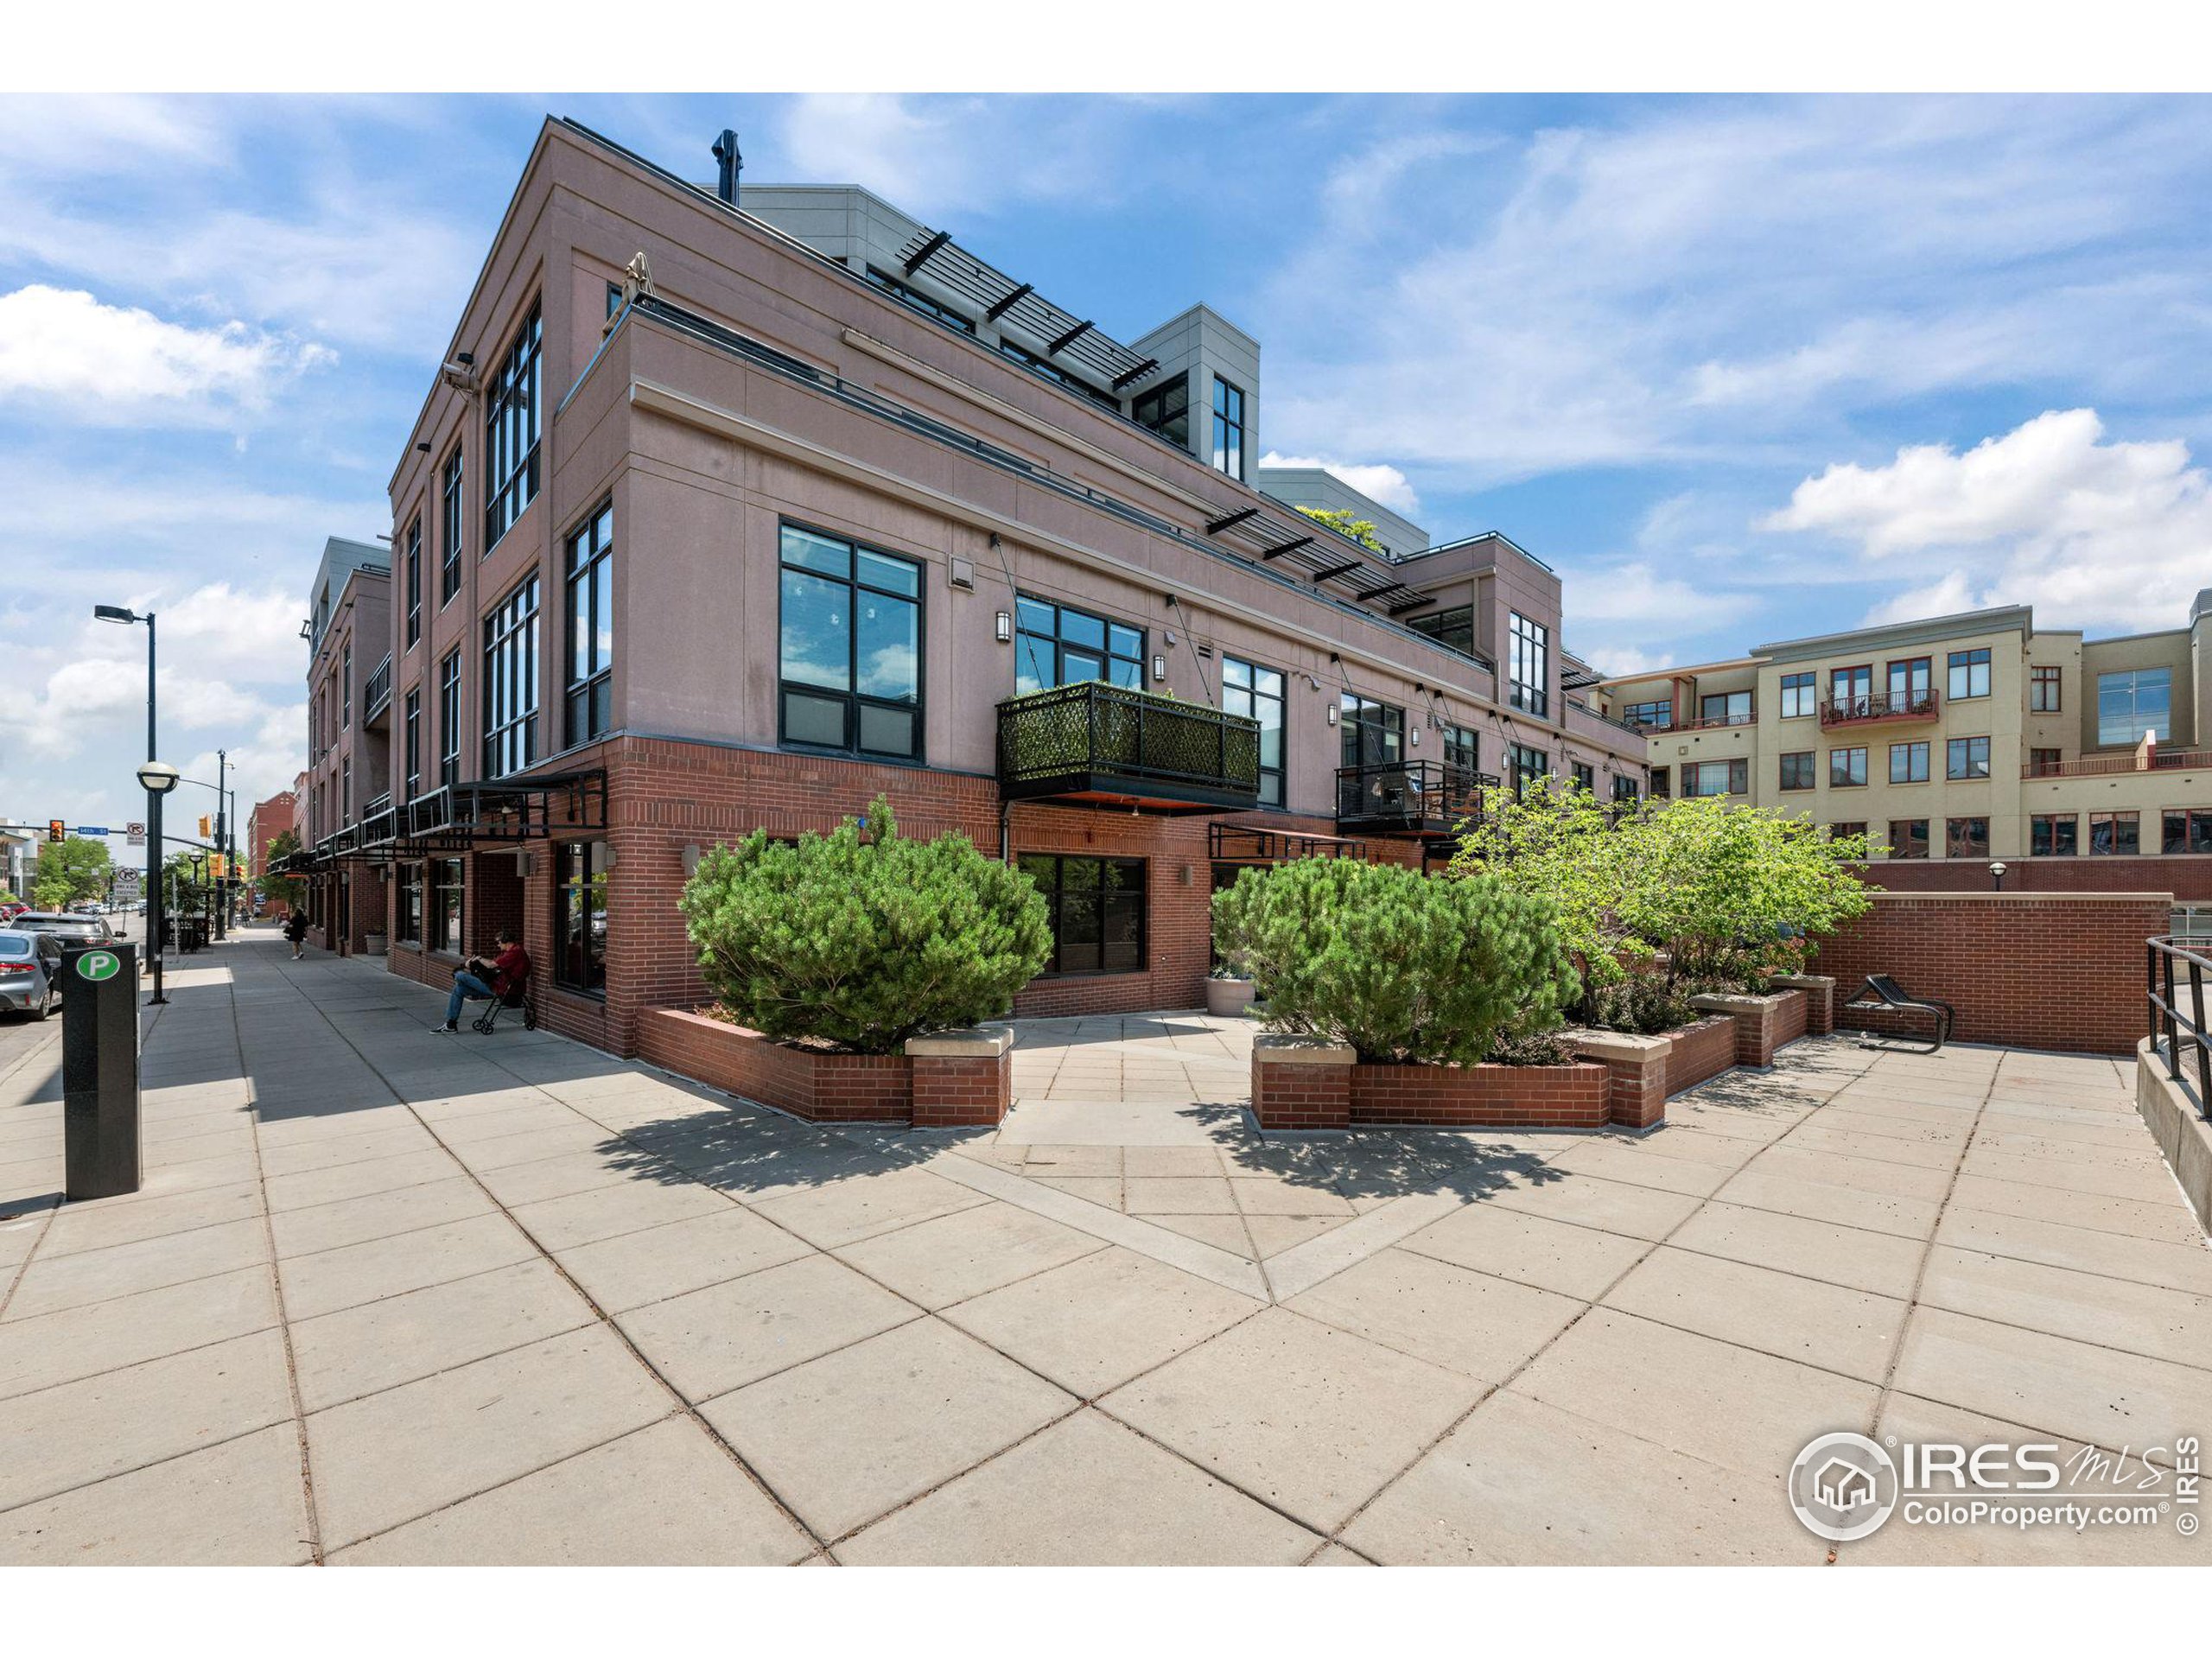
2148,936,2212,1115
363,652,394,722
1820,691,1938,728
997,682,1260,808
1335,761,1493,834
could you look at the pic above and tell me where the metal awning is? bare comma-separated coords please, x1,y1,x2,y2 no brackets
1208,823,1369,865
894,228,1158,391
1202,493,1454,630
325,770,610,862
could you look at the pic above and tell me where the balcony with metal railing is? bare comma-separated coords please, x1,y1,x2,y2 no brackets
2026,747,2212,779
363,652,394,725
996,682,1261,813
1819,691,1939,728
1335,761,1495,837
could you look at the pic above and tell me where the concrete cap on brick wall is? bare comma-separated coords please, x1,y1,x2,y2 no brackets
1770,974,1834,989
1254,1033,1357,1066
1560,1027,1672,1060
1690,991,1789,1012
905,1025,1015,1058
1864,891,2177,903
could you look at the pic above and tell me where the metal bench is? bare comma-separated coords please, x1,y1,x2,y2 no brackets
1844,974,1953,1055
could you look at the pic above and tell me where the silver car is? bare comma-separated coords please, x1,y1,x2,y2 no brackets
0,929,64,1020
11,912,112,944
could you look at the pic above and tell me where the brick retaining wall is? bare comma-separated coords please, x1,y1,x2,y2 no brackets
1663,1015,1738,1096
634,1007,1010,1125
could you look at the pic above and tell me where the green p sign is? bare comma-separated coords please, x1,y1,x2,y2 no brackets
76,950,121,983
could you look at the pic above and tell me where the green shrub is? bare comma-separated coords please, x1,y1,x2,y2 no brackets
1211,858,1574,1066
678,798,1052,1054
1588,975,1697,1035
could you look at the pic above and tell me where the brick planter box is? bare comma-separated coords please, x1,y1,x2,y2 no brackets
1562,1014,1738,1131
1770,974,1835,1036
1250,1035,1608,1131
1688,988,1808,1068
634,1007,1011,1127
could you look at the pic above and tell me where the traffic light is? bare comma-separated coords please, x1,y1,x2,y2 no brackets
199,815,213,840
47,819,64,842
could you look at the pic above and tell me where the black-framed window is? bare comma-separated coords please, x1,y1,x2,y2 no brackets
340,756,351,823
605,280,624,321
1946,647,1991,701
1221,655,1285,808
431,858,464,952
1946,817,1990,860
2030,664,2063,712
1443,723,1478,774
1340,695,1404,768
1889,819,1929,860
341,642,352,728
404,689,422,801
1621,698,1673,730
1612,774,1641,804
438,649,462,789
1830,747,1867,788
484,302,542,550
1649,766,1671,798
1510,743,1549,798
1779,671,1816,718
779,524,923,760
2097,668,2171,747
1831,820,1867,846
1684,759,1744,797
1408,607,1475,656
1779,750,1816,791
1700,690,1751,724
1017,853,1145,976
1508,613,1549,717
1572,761,1596,794
1211,377,1244,480
397,862,423,946
1015,594,1141,696
2164,808,2212,855
1131,374,1189,447
404,515,422,649
555,839,608,994
1889,741,1929,784
565,501,614,748
439,446,464,603
2032,814,2078,857
1946,735,1990,780
865,266,976,334
482,575,539,779
2089,810,2140,855
997,340,1116,409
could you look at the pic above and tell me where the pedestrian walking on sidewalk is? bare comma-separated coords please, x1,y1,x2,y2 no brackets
283,911,308,960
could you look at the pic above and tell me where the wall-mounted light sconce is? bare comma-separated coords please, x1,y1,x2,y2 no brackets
995,611,1013,643
1409,728,1420,747
1151,655,1166,683
683,844,702,877
1326,703,1338,726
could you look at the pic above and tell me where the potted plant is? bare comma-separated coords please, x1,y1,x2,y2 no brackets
1205,963,1255,1017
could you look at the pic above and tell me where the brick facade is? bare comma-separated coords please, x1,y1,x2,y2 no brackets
632,1007,1011,1126
1861,857,2209,903
1664,1014,1739,1095
1250,1037,1611,1132
1818,891,2171,1055
1689,988,1808,1068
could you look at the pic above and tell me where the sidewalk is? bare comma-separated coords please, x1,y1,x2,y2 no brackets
0,934,2206,1565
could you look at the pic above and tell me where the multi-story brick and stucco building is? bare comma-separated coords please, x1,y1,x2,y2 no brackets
299,536,390,950
245,788,298,912
293,117,1648,1055
1599,594,2212,893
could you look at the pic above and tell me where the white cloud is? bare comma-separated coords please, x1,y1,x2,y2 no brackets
1760,409,2212,633
0,285,332,418
1583,645,1668,677
1258,451,1421,516
1563,560,1751,630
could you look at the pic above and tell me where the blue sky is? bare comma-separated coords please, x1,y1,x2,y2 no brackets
4,92,2211,860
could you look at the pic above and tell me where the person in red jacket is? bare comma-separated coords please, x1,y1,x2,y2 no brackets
434,931,531,1033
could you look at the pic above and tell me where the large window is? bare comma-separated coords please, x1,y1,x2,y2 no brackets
1779,751,1815,791
1131,374,1190,448
2089,810,2140,855
1946,735,1991,780
1210,377,1244,480
1572,760,1596,795
1508,613,1549,717
2030,664,2062,712
1017,854,1145,976
340,757,351,823
484,302,542,550
404,689,422,801
1612,774,1641,804
1886,656,1932,709
2165,808,2212,855
397,863,423,946
1015,595,1141,696
341,642,352,728
438,649,462,789
2030,747,2063,777
2098,668,2171,747
1779,671,1816,719
1947,647,1991,701
2031,814,2078,857
864,266,975,334
1700,690,1752,725
1830,664,1872,713
1946,817,1990,860
1649,766,1670,798
439,446,464,603
1340,696,1403,769
1888,819,1929,860
404,515,422,649
1830,747,1867,788
482,575,539,779
1445,724,1479,774
1684,759,1745,798
1221,656,1285,808
1831,821,1868,846
779,525,923,760
564,502,614,748
1509,744,1548,798
1408,606,1475,657
997,340,1116,409
555,839,608,994
1622,698,1673,730
431,858,464,953
1889,741,1929,784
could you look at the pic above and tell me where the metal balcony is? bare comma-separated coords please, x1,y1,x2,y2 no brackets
1336,761,1494,838
363,652,394,724
996,682,1261,813
1820,691,1938,728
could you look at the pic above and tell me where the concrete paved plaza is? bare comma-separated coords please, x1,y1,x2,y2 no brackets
1,931,2207,1565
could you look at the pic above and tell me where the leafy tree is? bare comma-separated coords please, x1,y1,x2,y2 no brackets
31,838,111,910
1211,857,1573,1066
679,797,1052,1054
257,829,306,911
1294,505,1385,551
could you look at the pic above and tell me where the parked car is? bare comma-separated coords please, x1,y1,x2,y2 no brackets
0,929,65,1020
0,900,27,923
10,911,113,943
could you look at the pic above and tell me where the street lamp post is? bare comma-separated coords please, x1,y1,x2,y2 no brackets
214,749,227,941
1989,861,2008,893
95,605,175,1006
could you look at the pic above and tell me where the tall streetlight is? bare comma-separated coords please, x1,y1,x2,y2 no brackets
95,604,171,1004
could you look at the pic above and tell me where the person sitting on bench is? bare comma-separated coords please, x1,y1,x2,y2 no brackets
434,931,530,1033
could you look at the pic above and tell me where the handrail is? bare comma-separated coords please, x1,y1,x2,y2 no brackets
363,652,394,721
1820,691,1939,728
1334,760,1495,829
2148,936,2212,1116
2028,749,2212,779
996,681,1261,796
1677,710,1756,732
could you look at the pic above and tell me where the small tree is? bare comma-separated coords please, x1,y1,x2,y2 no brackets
1212,858,1573,1066
1450,780,1634,1020
679,798,1052,1054
257,829,307,912
1294,505,1385,551
32,838,111,910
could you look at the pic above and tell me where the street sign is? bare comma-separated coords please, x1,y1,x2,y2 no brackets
73,825,111,838
76,950,121,982
126,822,145,847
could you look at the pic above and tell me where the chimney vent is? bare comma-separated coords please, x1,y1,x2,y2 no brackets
713,129,743,206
